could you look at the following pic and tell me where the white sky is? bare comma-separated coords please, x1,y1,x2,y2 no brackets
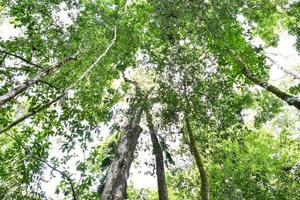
0,17,24,40
267,32,300,82
1,4,300,199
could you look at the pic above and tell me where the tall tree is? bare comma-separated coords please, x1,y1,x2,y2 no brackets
184,111,209,200
101,107,143,200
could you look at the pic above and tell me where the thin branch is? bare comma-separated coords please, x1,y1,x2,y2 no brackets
0,50,43,69
265,55,300,80
39,9,65,34
39,80,60,90
122,71,138,87
38,158,78,200
70,27,117,88
122,70,139,93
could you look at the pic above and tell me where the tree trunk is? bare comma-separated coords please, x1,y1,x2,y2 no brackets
101,108,143,200
184,113,209,200
145,110,168,200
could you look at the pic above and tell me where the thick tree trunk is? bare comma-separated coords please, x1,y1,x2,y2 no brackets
101,108,143,200
235,55,300,110
145,110,168,200
184,113,209,200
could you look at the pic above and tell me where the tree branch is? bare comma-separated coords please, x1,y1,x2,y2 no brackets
122,70,140,97
0,27,117,134
265,55,300,80
233,53,300,110
122,71,138,87
0,93,65,135
0,52,79,107
0,50,43,69
39,80,60,90
70,27,117,88
38,158,78,200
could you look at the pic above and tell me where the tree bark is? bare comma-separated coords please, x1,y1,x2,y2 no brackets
184,112,209,200
101,108,143,200
145,110,168,200
235,55,300,110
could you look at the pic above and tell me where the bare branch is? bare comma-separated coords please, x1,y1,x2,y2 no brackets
70,27,117,88
265,55,300,80
122,71,138,85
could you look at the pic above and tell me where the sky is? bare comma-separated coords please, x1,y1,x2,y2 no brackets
1,3,300,199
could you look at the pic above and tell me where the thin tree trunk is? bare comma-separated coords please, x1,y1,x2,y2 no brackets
0,52,78,107
235,55,300,110
184,112,209,200
101,108,143,200
145,110,168,200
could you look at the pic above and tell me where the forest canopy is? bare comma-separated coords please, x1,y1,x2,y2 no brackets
0,0,300,199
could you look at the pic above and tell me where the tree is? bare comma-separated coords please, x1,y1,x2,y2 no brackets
145,109,168,200
1,0,300,199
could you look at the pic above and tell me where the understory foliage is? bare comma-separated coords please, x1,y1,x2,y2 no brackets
0,0,300,199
